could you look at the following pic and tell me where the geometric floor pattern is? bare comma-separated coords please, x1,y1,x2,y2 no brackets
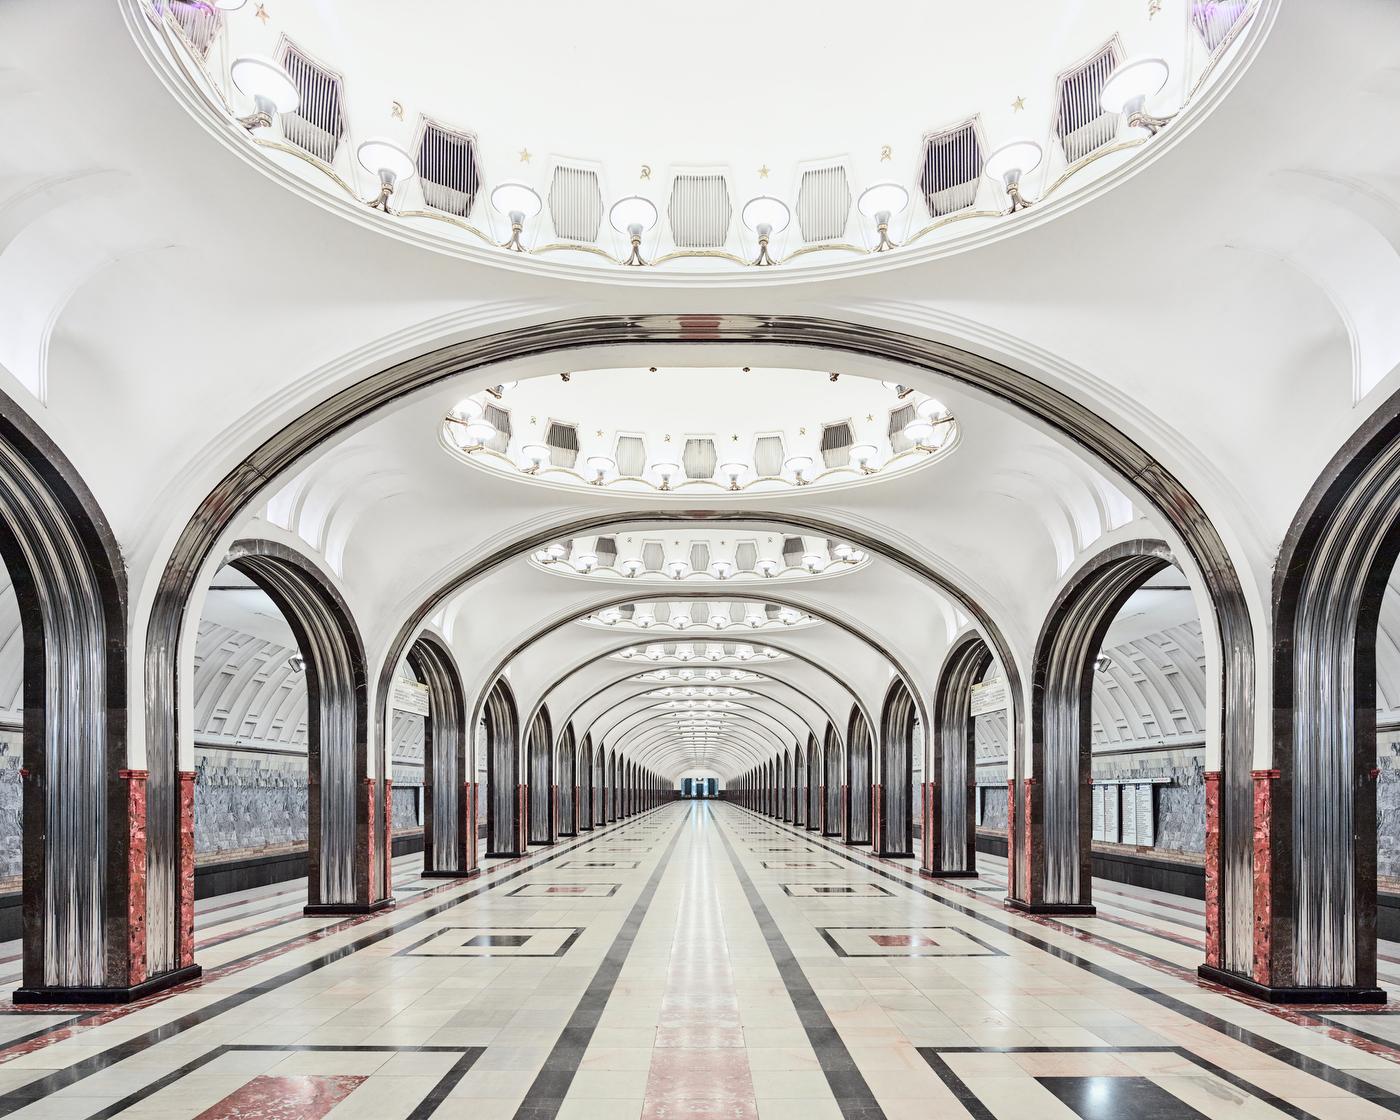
0,802,1398,1118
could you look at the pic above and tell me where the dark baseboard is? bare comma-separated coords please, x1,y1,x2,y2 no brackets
304,896,395,917
1006,897,1097,916
1197,963,1387,1005
922,868,979,879
14,963,203,1006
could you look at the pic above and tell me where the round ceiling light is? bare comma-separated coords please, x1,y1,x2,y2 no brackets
609,196,659,235
356,139,416,182
984,139,1044,183
857,183,910,219
229,56,298,116
741,196,791,235
1101,57,1171,114
491,182,543,218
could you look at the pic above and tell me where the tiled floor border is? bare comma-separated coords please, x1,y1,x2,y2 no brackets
512,804,691,1120
0,804,673,1116
711,805,888,1120
730,806,1400,1111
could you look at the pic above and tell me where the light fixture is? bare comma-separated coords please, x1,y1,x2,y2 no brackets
801,552,826,573
652,461,681,491
857,183,910,252
573,552,598,573
666,559,691,580
230,56,299,131
783,455,814,485
546,542,568,561
584,455,616,485
736,646,754,660
710,559,734,580
1094,653,1114,674
636,610,653,625
880,380,914,399
458,417,497,448
599,609,621,624
779,608,801,625
718,461,748,491
755,558,779,578
675,646,693,661
286,653,305,673
741,196,790,266
214,0,247,8
849,444,879,474
491,183,543,252
984,140,1043,213
610,196,659,266
520,443,549,474
357,140,416,212
621,557,645,578
708,607,729,627
903,418,938,449
1101,57,1174,135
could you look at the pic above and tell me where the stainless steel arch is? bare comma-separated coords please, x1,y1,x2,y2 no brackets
407,632,471,877
928,632,994,877
144,314,1254,989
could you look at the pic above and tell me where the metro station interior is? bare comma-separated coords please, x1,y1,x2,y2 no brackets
1,0,1399,1116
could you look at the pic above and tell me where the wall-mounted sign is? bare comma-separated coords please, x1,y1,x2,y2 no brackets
969,678,1009,717
391,678,430,717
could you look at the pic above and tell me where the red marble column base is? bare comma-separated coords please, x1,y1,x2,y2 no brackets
178,770,196,968
1203,771,1223,968
422,779,481,878
125,769,148,986
305,778,394,915
1196,964,1387,1005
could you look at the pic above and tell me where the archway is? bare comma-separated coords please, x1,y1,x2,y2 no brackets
823,724,843,837
407,633,473,878
793,741,806,828
484,678,523,857
526,706,554,845
558,725,577,837
578,733,594,831
877,680,916,858
805,734,821,831
141,315,1260,993
926,633,993,878
847,708,874,846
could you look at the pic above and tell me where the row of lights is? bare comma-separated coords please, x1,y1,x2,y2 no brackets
448,384,952,487
224,49,1176,261
595,606,806,628
636,669,760,683
539,543,865,579
619,644,784,662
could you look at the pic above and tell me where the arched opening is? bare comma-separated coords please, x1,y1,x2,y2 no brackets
484,678,523,858
793,742,806,827
558,725,577,837
407,634,472,878
579,734,594,831
219,542,382,916
847,708,874,846
526,706,554,845
1017,541,1207,919
805,734,821,831
823,724,842,837
877,680,916,858
927,633,993,878
1253,396,1400,1002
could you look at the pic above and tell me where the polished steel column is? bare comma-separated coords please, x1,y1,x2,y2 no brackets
408,635,466,875
558,726,576,836
932,636,993,875
485,679,521,856
823,725,842,835
878,682,915,857
527,709,553,844
847,712,872,845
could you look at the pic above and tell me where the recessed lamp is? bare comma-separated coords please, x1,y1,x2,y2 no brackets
1101,57,1173,135
449,398,484,423
666,559,691,580
585,455,616,484
801,552,826,573
903,418,938,449
652,461,681,491
546,542,568,561
357,140,416,211
833,542,854,561
849,444,879,474
783,455,814,485
741,196,791,266
610,196,659,265
491,182,543,251
230,56,299,130
984,140,1043,212
719,461,748,491
520,443,549,474
621,558,645,578
459,418,497,448
754,558,779,578
711,559,734,580
573,552,598,573
857,183,910,252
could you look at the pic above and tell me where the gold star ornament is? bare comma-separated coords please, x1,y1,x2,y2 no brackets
518,148,532,163
254,2,269,22
1012,96,1026,112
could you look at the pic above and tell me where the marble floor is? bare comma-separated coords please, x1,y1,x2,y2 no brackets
1,803,1400,1117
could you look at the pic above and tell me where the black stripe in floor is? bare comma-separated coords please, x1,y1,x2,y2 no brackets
0,805,671,1115
513,803,692,1120
711,804,887,1120
735,808,1400,1112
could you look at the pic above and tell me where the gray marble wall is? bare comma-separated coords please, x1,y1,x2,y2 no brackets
0,733,19,885
1377,733,1400,882
980,786,1008,830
